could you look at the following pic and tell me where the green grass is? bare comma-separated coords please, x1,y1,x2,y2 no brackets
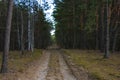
64,50,120,80
0,49,42,78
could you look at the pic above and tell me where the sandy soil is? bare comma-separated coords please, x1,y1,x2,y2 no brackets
18,50,50,80
19,49,77,80
45,50,76,80
59,51,76,80
46,50,63,80
1,49,90,80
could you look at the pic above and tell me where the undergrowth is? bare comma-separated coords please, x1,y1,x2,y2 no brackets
0,49,42,78
64,50,120,80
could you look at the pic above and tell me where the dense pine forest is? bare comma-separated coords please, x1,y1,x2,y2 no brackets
0,0,52,73
54,0,120,51
0,0,120,80
54,0,120,59
0,0,52,51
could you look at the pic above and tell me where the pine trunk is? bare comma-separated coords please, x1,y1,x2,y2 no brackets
104,1,111,58
1,0,13,73
20,11,24,55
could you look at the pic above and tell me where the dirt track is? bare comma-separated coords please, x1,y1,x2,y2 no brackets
17,49,90,80
46,50,76,80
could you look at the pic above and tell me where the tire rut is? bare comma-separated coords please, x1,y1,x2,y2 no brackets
37,50,50,80
59,51,76,80
46,50,63,80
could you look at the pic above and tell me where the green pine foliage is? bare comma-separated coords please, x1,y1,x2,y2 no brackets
0,1,52,51
53,0,120,52
53,0,98,49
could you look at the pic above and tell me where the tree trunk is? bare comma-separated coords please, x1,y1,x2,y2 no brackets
112,31,118,53
28,0,32,51
72,0,76,48
104,1,111,58
28,11,31,51
17,21,20,50
95,7,99,50
0,0,13,73
31,14,34,52
100,5,105,52
112,23,119,53
17,8,20,50
20,11,24,55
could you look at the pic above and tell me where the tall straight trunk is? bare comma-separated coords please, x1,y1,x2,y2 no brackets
104,0,111,58
84,12,87,49
111,0,120,52
80,14,83,48
72,0,76,48
100,5,105,52
1,0,13,73
31,14,34,52
28,11,31,51
17,8,20,50
112,23,119,53
112,30,118,53
21,11,24,55
17,21,20,50
28,0,32,51
95,7,99,50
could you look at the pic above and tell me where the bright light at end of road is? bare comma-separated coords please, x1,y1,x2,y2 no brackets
37,0,55,35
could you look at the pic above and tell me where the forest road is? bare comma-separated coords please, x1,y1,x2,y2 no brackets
18,49,76,80
27,49,76,80
45,49,76,80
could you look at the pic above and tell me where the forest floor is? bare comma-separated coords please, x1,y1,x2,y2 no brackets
0,49,43,80
0,49,120,80
64,50,120,80
0,49,89,80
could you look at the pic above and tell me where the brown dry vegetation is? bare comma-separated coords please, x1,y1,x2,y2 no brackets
64,50,120,80
0,49,42,80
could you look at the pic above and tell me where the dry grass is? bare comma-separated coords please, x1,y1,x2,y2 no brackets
64,50,120,80
0,49,42,79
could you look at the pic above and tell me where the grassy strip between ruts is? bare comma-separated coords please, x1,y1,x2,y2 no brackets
0,49,42,79
64,49,120,80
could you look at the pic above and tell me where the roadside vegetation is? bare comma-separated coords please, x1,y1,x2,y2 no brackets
64,50,120,80
0,49,42,79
